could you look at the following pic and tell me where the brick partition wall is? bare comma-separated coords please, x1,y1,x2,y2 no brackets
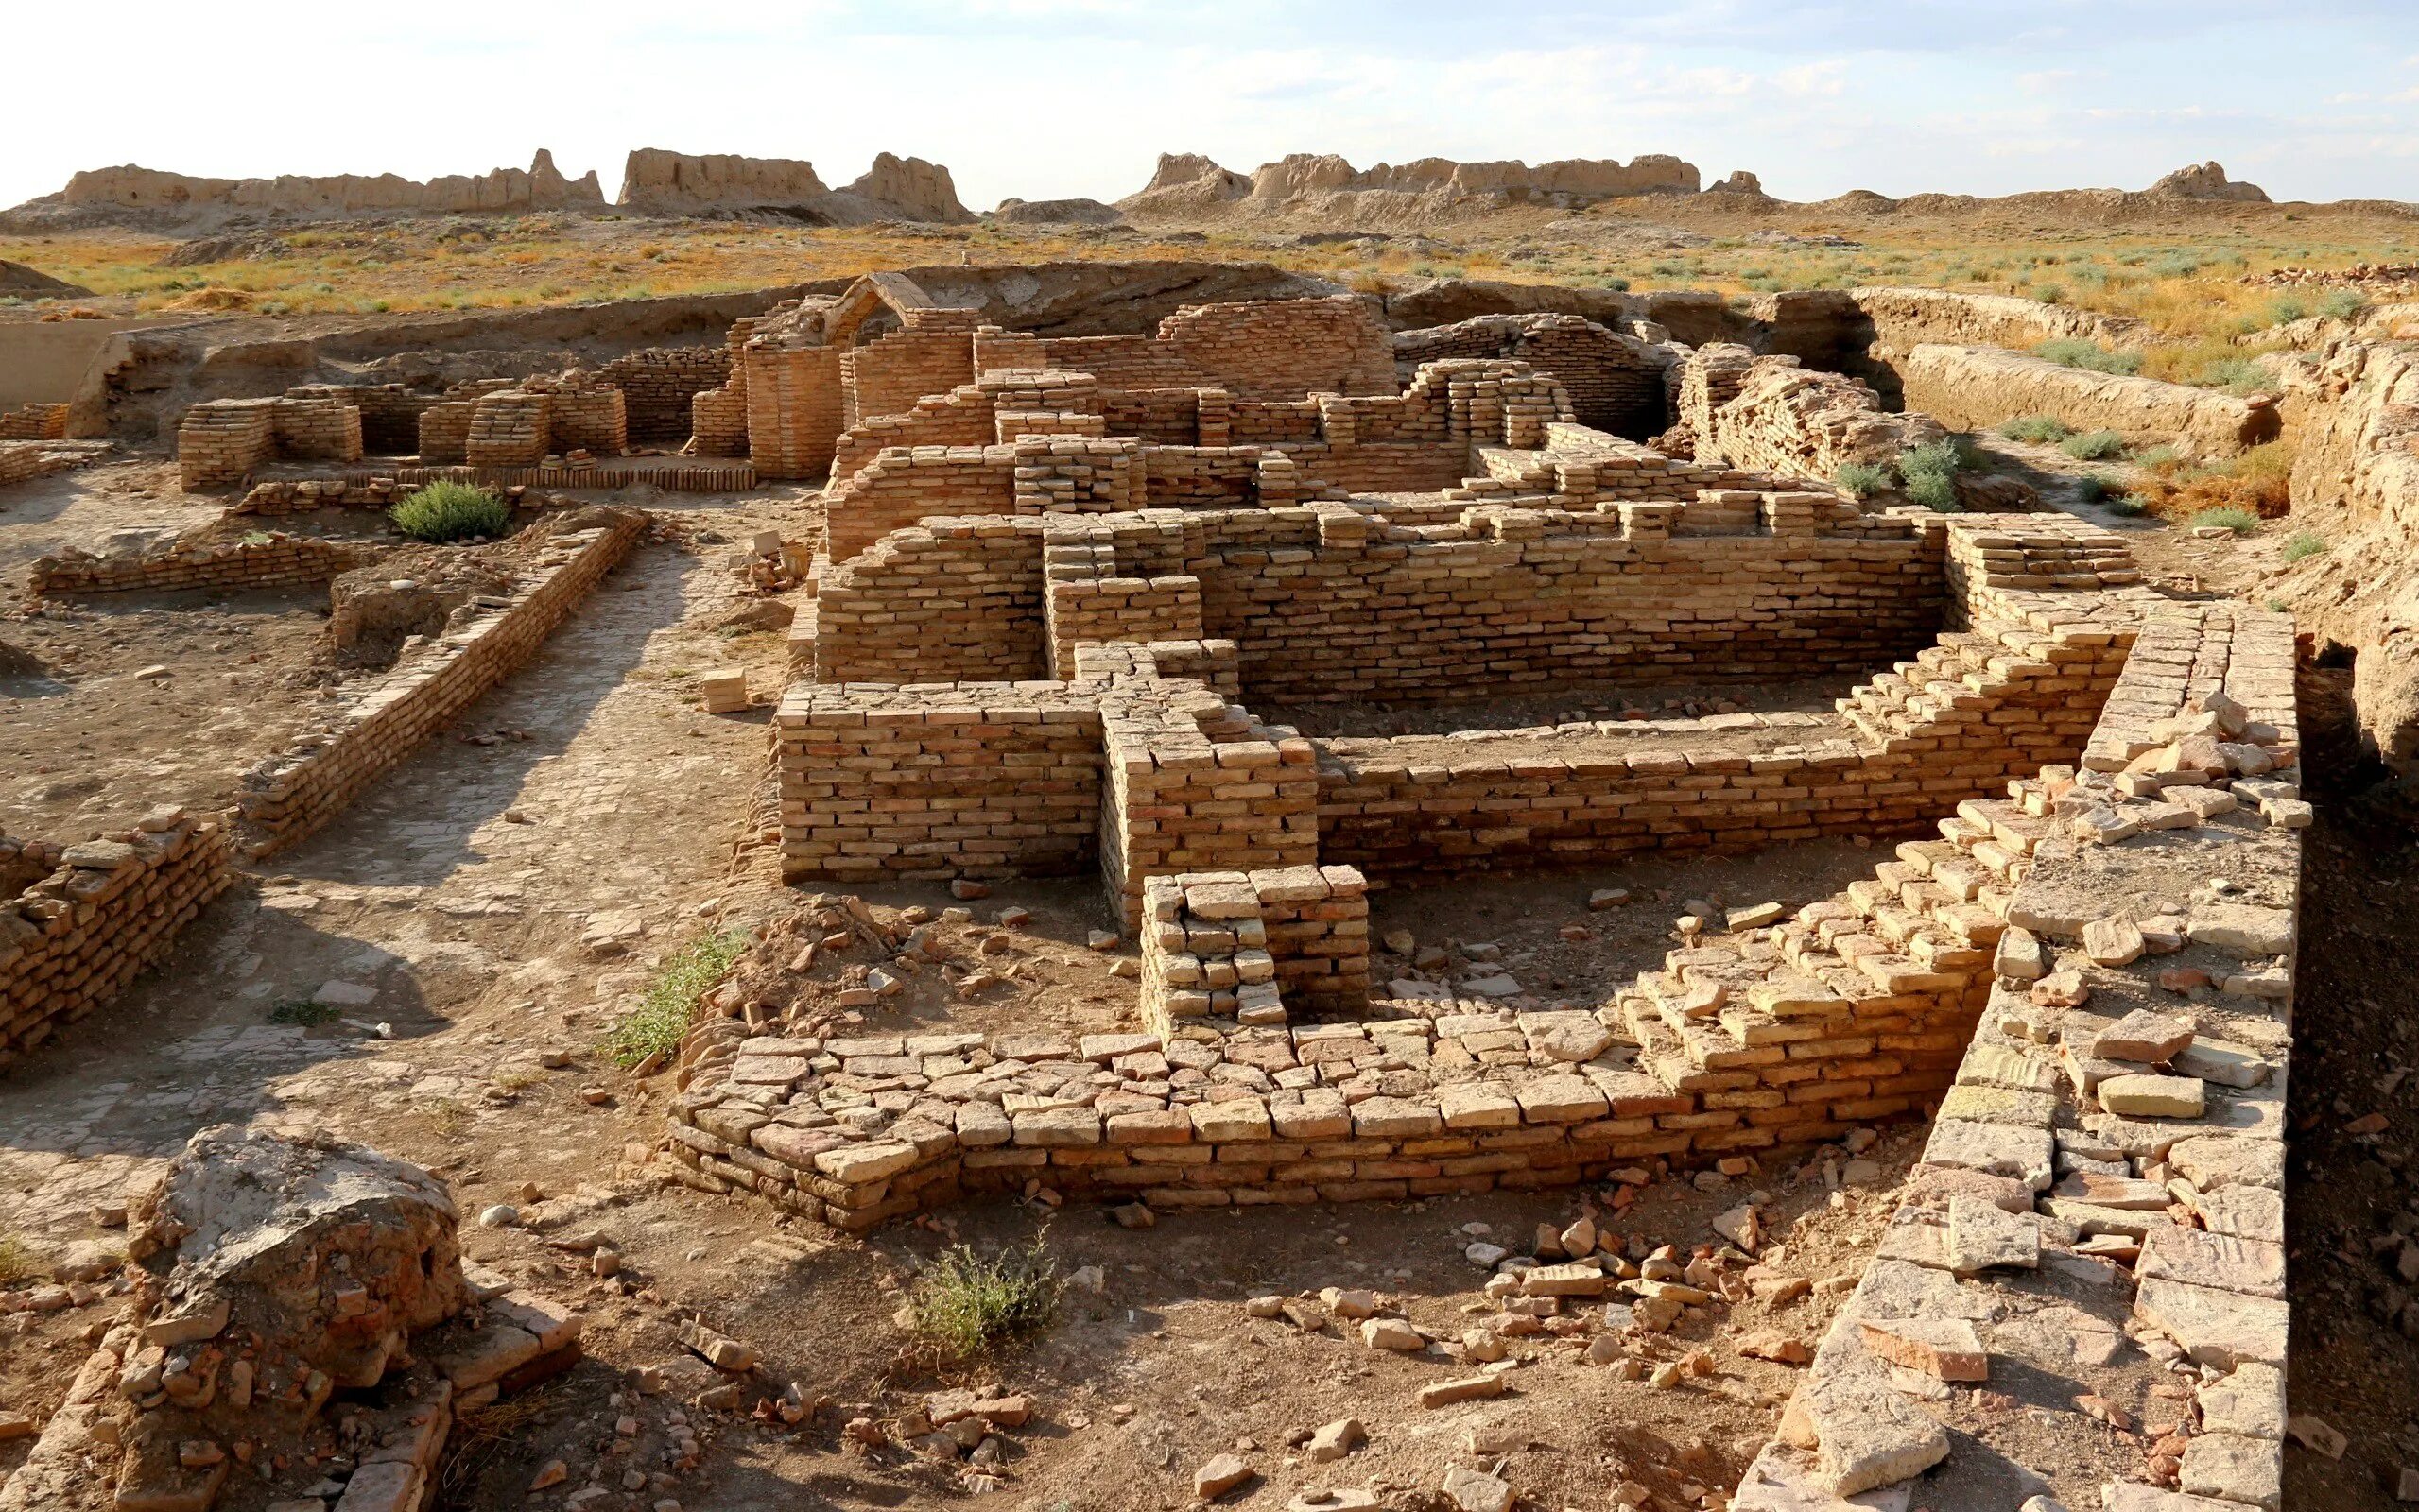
741,342,846,479
596,345,732,442
176,399,277,489
0,403,70,441
234,511,645,857
464,391,551,467
0,440,100,490
1141,865,1373,1032
683,574,2293,1331
1,811,233,1072
843,309,983,428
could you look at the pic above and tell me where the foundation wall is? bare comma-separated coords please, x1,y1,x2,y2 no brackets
1900,343,2280,459
31,532,377,595
234,512,644,857
0,814,233,1070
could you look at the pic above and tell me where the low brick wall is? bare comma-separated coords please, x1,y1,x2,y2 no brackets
1,812,233,1071
0,402,69,441
31,531,378,595
1736,599,2304,1511
234,511,645,857
0,439,97,490
1141,865,1372,1031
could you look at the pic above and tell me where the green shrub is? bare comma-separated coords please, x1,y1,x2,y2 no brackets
2103,493,2147,517
2281,529,2328,561
605,929,750,1068
2031,283,2065,304
269,998,339,1026
2035,339,2144,376
2135,443,2182,468
389,481,510,543
1598,275,1631,291
2262,295,2308,326
2060,429,2129,461
1834,460,1890,499
908,1236,1061,1358
2075,473,2117,505
1904,470,1961,510
1897,439,1966,480
2193,355,2270,396
2192,506,2259,536
1998,414,2074,443
2317,288,2368,321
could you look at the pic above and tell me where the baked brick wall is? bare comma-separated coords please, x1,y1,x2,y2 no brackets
742,344,849,481
32,532,377,595
773,683,1105,884
843,313,980,427
544,388,628,456
1396,314,1673,438
463,391,551,468
1139,865,1372,1032
1157,296,1396,400
234,512,644,857
596,346,732,443
1,811,233,1071
811,518,1048,684
176,399,278,490
0,403,70,441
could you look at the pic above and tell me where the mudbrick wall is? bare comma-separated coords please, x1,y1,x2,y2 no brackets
0,439,101,490
1736,599,2305,1512
30,530,379,595
1679,347,1946,483
0,811,233,1070
0,402,69,440
1393,313,1676,438
176,396,366,490
233,511,645,857
596,345,731,442
1901,343,2281,459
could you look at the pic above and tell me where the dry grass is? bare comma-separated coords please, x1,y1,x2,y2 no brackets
2129,440,2297,522
4,203,2412,360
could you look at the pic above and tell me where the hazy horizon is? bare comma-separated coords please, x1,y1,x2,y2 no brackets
9,0,2417,215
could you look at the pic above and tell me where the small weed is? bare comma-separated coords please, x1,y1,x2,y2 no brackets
1834,460,1890,499
2103,493,2147,517
607,928,750,1068
1998,414,2074,443
908,1235,1061,1358
2191,506,2259,536
491,1067,541,1091
1895,439,1967,512
2075,473,2117,505
418,1096,473,1135
2281,530,2328,561
2262,294,2307,326
2035,338,2143,376
2060,429,2129,461
0,1232,42,1286
269,998,338,1026
391,481,510,543
2135,444,2183,468
1904,470,1961,510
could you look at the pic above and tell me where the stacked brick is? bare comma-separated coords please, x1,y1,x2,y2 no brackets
176,399,278,490
1736,601,2303,1511
0,402,69,440
596,345,731,442
463,391,551,467
0,439,99,490
1679,347,1948,483
268,396,364,463
842,309,983,427
689,313,776,458
773,681,1106,884
1140,865,1371,1028
541,386,628,456
1042,520,1204,678
821,449,1026,563
1397,314,1677,439
234,512,644,857
31,531,377,595
1320,610,2134,879
1,810,233,1070
740,341,845,478
285,384,427,454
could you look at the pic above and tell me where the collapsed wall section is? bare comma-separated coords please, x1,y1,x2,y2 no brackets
1,812,232,1070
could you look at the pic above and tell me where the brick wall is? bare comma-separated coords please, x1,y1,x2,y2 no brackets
1395,314,1674,438
234,511,645,857
811,517,1048,683
842,311,981,427
596,346,732,443
773,682,1105,884
0,403,69,441
741,342,845,480
1,812,233,1071
1140,865,1372,1032
31,532,377,595
176,399,277,490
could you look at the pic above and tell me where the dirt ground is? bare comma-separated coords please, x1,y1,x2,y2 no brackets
0,423,2403,1511
1260,673,1864,740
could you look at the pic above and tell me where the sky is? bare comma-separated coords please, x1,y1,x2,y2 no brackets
8,0,2419,213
